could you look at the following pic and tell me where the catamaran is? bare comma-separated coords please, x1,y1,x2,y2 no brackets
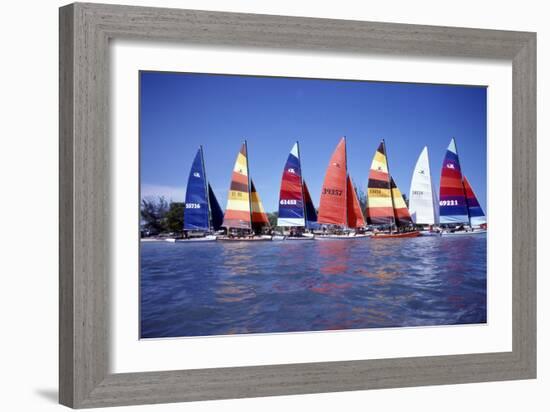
366,140,419,238
177,146,224,242
409,146,439,236
316,137,368,239
439,138,486,235
218,141,272,241
276,142,318,240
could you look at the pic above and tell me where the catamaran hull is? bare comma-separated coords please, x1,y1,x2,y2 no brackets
372,231,420,239
315,234,369,240
419,231,440,237
175,235,217,242
440,229,487,236
272,235,315,241
217,236,273,242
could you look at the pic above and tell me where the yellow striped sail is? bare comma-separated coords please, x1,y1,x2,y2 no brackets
222,143,252,229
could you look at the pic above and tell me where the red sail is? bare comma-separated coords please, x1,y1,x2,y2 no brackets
346,175,365,228
318,138,347,226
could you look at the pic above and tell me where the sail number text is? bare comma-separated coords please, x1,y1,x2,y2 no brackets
439,200,460,206
185,203,201,209
280,199,298,205
323,188,343,196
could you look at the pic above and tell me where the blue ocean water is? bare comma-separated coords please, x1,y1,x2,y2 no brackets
140,235,486,338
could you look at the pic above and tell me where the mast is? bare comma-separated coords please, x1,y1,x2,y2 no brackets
344,136,348,229
383,139,396,233
245,139,252,232
199,145,212,232
427,147,437,225
297,140,307,228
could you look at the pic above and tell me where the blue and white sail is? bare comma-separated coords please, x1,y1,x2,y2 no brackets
463,176,487,227
183,147,210,231
277,142,306,227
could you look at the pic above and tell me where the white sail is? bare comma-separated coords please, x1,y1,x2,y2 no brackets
409,146,438,225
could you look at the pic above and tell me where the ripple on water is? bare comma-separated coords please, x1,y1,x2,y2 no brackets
139,235,487,338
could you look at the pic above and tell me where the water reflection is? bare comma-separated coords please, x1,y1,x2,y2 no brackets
220,243,255,276
140,234,487,338
316,241,350,275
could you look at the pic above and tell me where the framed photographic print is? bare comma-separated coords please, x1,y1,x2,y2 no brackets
59,2,536,408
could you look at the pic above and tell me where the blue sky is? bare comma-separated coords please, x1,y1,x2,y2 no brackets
140,71,487,213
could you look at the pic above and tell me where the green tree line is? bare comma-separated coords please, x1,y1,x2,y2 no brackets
141,197,184,236
140,188,404,236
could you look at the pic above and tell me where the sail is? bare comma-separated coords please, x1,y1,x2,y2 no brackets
432,181,440,224
208,183,224,231
250,180,270,230
439,138,469,224
318,137,347,226
409,146,437,225
366,141,394,225
346,176,365,228
391,177,412,226
463,176,486,227
222,143,252,229
183,147,210,231
277,142,305,227
303,181,318,229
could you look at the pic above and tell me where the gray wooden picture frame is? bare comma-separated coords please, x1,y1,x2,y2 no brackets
59,2,536,408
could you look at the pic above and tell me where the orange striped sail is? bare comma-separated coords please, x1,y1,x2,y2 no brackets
391,177,412,226
318,137,347,226
366,141,394,225
222,142,252,229
346,175,365,228
250,180,270,231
